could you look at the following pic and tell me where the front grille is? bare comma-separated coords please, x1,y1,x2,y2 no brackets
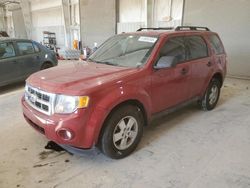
25,84,56,115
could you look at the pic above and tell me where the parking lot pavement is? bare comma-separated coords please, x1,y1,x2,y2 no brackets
0,69,250,188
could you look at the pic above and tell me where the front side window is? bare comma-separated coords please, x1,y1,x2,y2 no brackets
0,42,16,59
160,37,186,63
209,35,224,55
89,34,158,68
17,42,35,55
186,36,208,60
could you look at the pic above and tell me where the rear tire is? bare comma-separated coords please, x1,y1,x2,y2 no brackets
99,105,144,159
200,78,221,111
41,63,53,70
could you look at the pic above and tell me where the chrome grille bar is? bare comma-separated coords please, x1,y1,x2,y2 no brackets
25,84,56,116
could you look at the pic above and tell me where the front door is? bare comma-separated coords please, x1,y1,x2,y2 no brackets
151,36,192,113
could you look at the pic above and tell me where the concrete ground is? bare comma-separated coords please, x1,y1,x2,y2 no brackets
0,62,250,187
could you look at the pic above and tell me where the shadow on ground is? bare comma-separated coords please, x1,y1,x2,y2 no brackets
0,81,25,96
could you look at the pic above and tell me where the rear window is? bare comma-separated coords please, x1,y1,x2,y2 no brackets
186,36,208,60
209,35,224,55
17,42,35,55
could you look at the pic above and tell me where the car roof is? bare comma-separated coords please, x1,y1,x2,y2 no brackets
121,30,215,37
0,37,33,42
120,26,216,37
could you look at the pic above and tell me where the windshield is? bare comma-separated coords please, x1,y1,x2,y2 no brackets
88,34,158,68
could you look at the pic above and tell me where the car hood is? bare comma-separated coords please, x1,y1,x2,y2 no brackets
26,61,138,95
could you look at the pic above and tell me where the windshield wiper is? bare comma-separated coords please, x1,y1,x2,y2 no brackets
88,58,121,67
102,61,118,66
95,60,118,66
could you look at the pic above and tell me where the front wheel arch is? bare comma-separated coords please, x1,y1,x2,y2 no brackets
98,104,145,159
97,99,147,147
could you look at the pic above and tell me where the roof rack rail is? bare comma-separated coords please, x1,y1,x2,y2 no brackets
175,26,210,31
137,27,174,31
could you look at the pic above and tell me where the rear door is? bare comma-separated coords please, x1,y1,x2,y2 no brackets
151,36,192,113
0,41,20,85
185,35,212,97
16,41,41,76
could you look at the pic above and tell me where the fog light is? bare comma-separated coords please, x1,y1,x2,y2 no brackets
57,129,74,140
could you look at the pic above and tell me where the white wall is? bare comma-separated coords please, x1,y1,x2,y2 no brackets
5,11,14,37
12,9,27,39
183,0,250,78
119,0,146,23
153,0,183,27
80,0,116,48
117,0,183,33
0,7,5,31
30,0,62,12
30,0,65,48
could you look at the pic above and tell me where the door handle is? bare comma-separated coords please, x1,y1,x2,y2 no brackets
180,68,188,75
207,61,212,67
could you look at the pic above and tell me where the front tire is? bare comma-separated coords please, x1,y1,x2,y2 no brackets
99,105,144,159
200,78,221,111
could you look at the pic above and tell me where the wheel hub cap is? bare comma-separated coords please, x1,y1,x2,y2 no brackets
209,85,219,105
113,116,138,150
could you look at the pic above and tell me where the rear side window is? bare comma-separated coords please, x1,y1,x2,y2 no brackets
0,42,16,59
17,42,35,55
186,36,208,60
33,43,40,52
160,37,185,63
209,35,224,55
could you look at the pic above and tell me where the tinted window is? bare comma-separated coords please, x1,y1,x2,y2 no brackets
160,37,185,63
186,36,208,60
209,35,224,55
17,42,35,55
0,42,16,59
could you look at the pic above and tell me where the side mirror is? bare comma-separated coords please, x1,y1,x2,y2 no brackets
154,56,177,69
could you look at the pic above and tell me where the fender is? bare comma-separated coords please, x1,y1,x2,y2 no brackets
88,83,152,146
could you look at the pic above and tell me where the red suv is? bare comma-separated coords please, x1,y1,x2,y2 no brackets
22,26,227,159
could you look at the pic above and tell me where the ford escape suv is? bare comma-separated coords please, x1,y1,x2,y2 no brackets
22,26,227,159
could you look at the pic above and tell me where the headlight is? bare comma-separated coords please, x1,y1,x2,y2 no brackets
54,95,89,114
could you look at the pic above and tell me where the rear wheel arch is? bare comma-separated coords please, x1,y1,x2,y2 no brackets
212,72,223,87
199,72,223,110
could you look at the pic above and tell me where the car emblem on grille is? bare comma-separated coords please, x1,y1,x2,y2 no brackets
29,94,37,103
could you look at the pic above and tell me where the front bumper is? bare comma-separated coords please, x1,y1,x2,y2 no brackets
22,96,103,148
